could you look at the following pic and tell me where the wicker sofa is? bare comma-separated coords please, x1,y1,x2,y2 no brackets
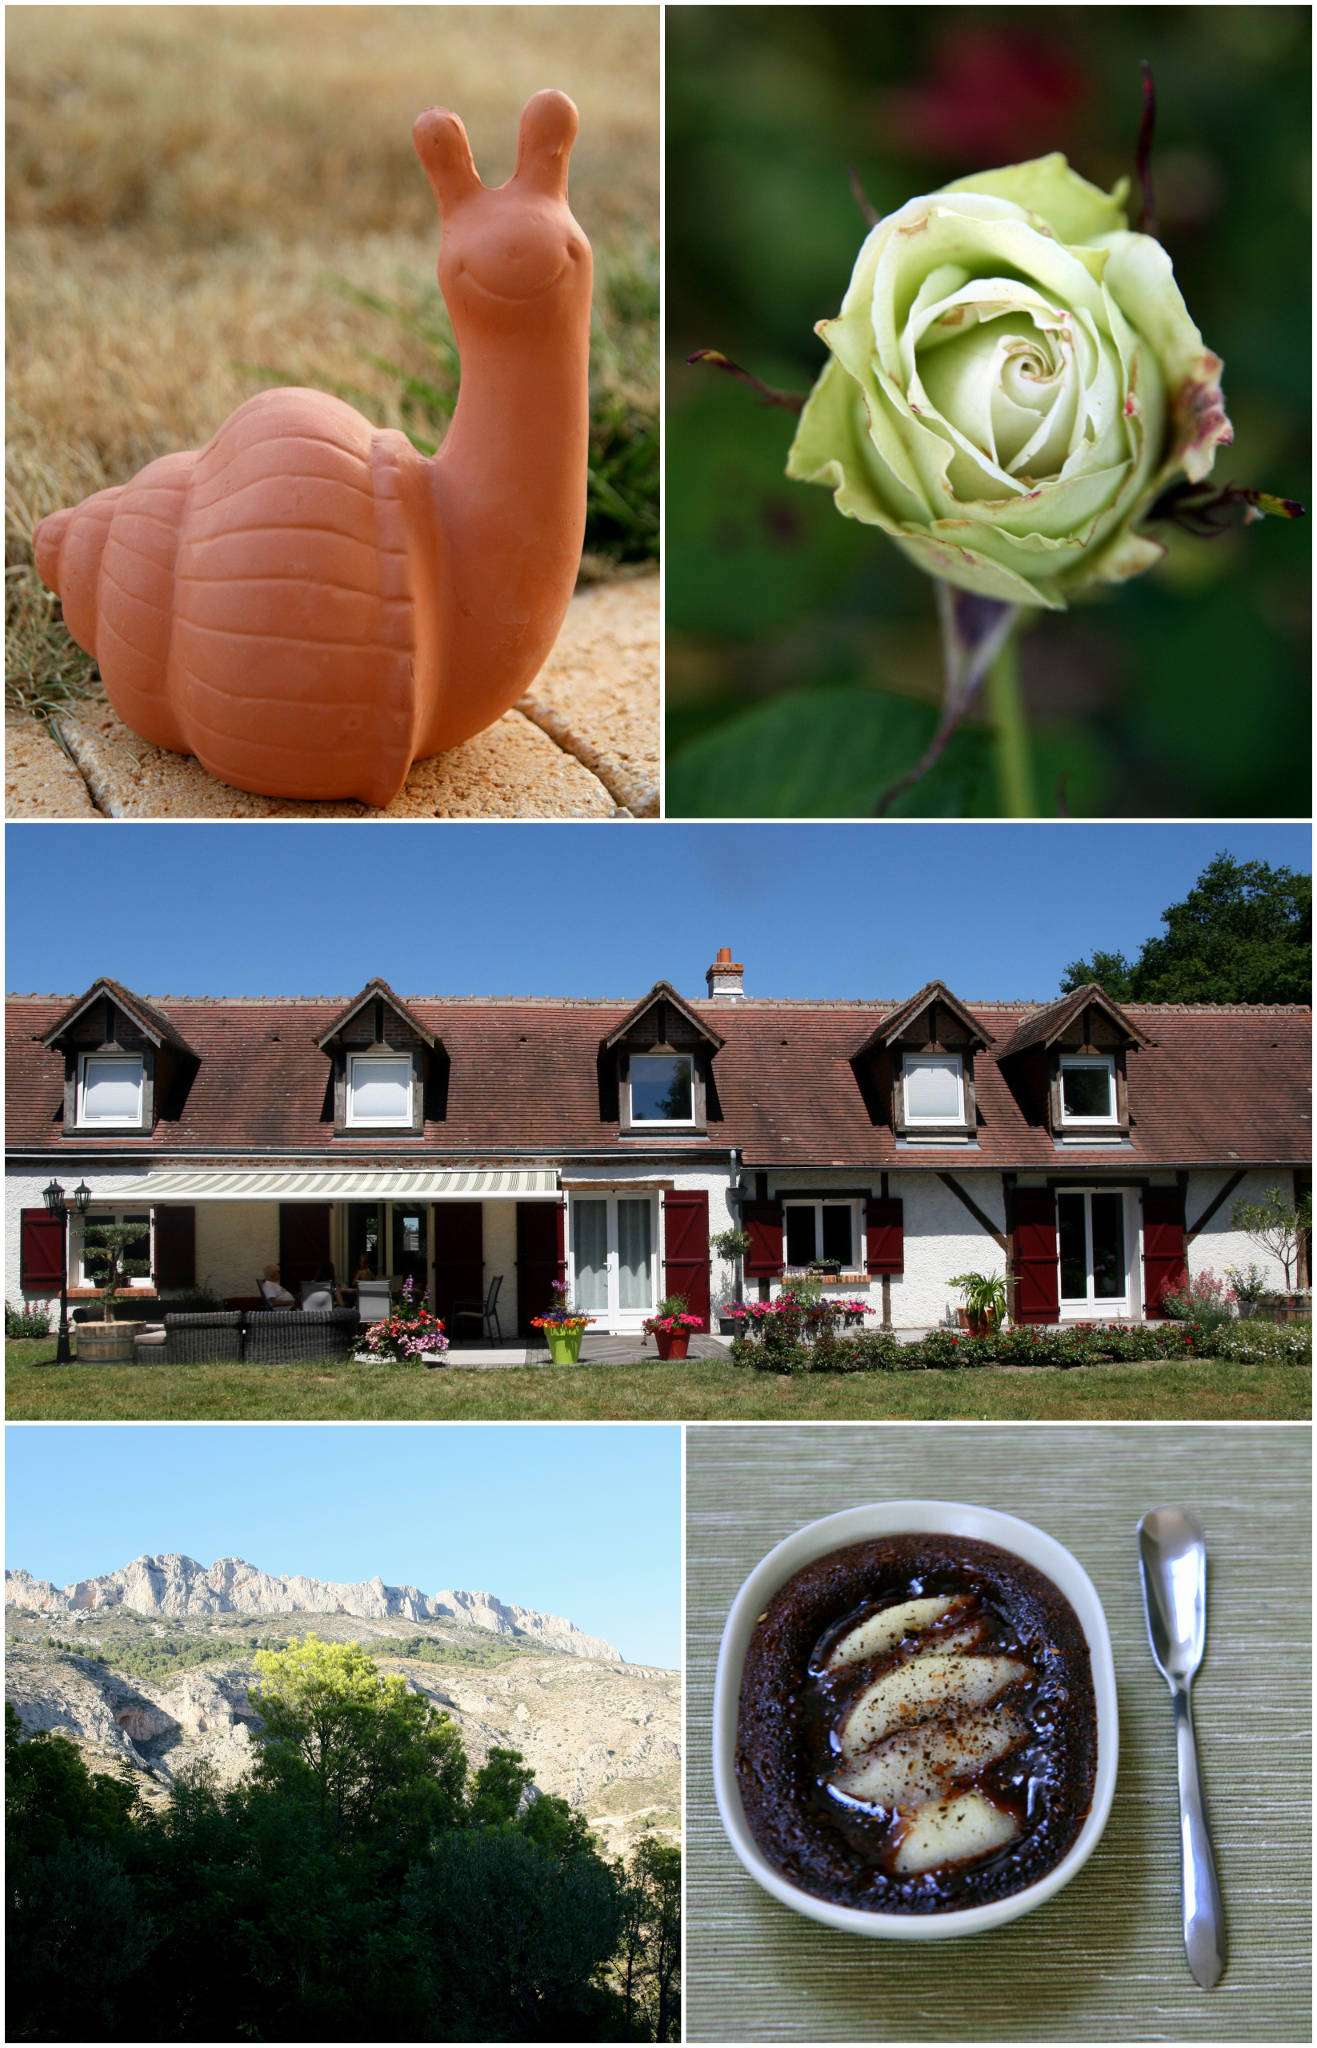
243,1308,360,1363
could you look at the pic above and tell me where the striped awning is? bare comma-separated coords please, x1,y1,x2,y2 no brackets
103,1167,561,1202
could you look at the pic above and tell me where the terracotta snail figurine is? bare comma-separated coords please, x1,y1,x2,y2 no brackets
33,91,592,806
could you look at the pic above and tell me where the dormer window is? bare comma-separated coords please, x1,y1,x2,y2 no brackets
346,1053,414,1127
77,1054,145,1128
630,1053,695,1124
902,1053,965,1127
1058,1055,1117,1126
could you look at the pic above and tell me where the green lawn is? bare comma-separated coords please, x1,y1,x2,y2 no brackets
5,1340,1308,1422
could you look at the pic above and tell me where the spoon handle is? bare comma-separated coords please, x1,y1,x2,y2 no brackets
1172,1683,1226,1988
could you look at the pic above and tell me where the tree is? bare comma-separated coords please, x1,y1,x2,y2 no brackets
250,1634,468,1856
80,1219,151,1315
613,1834,681,2042
1231,1185,1312,1291
1062,853,1311,1004
468,1743,535,1827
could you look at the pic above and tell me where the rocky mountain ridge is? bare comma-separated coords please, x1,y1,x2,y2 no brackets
6,1554,622,1663
6,1602,678,1862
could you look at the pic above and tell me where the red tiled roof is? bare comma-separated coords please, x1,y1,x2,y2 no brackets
6,992,1310,1170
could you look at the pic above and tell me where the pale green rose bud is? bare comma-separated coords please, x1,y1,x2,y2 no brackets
787,154,1233,610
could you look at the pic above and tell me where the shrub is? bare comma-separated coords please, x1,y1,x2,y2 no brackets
1160,1269,1237,1333
1214,1318,1311,1366
6,1301,51,1338
849,1329,916,1372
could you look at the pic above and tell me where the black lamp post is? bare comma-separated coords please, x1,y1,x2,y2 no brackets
42,1179,91,1364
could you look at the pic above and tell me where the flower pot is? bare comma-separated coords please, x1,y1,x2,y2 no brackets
76,1320,142,1365
655,1329,691,1360
545,1326,584,1364
717,1316,740,1336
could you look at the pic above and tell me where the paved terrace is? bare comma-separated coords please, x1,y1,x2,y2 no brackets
441,1333,734,1369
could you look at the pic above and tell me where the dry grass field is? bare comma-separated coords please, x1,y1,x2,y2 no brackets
6,5,659,715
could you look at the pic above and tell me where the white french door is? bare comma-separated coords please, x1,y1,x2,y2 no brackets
1056,1188,1132,1317
570,1194,657,1331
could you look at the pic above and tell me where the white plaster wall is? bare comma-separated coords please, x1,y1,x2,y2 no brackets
760,1169,1008,1332
195,1202,279,1302
1185,1169,1303,1293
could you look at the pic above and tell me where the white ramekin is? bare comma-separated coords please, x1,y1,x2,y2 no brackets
712,1498,1118,1940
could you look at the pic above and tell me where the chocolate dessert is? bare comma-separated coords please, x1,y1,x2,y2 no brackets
735,1534,1098,1913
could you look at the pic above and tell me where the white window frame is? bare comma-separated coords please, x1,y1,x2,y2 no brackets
345,1052,414,1129
628,1052,697,1127
73,1206,155,1291
1058,1054,1118,1127
569,1190,660,1331
1056,1186,1133,1318
76,1053,145,1129
901,1052,965,1127
782,1198,863,1273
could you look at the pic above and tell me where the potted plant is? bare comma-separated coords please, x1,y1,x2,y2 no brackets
644,1295,703,1360
807,1257,843,1278
948,1271,1008,1338
76,1220,151,1363
709,1225,751,1306
531,1280,593,1364
360,1277,450,1368
714,1297,751,1337
1224,1262,1269,1319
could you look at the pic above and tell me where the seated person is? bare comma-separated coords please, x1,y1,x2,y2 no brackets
259,1264,296,1310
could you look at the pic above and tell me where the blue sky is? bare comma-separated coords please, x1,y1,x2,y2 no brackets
5,820,1308,1003
5,1424,681,1668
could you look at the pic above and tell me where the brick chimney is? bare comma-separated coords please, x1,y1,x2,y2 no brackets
706,946,745,1002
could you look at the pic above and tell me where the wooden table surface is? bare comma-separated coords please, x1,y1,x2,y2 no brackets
686,1424,1310,2043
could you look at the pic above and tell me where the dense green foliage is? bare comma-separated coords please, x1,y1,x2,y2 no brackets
7,1641,679,2041
1062,854,1311,1002
386,1633,522,1671
731,1312,1311,1375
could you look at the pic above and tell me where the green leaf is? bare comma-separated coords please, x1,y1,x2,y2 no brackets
665,686,999,817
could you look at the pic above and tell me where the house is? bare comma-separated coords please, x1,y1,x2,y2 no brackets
6,957,1310,1336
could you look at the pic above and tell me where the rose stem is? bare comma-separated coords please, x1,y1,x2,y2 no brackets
985,632,1036,817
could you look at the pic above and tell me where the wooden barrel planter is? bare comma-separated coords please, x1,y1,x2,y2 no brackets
1255,1295,1311,1326
76,1320,143,1364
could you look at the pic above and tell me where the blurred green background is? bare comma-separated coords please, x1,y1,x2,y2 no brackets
665,6,1311,817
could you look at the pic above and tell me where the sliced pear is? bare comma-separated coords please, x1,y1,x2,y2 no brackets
831,1706,1027,1808
838,1652,1030,1760
892,1791,1020,1874
823,1596,961,1672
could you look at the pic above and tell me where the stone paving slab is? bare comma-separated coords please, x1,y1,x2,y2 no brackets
6,570,659,821
5,715,99,818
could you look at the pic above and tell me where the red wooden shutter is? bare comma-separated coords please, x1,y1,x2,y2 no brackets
663,1190,710,1328
516,1200,566,1335
865,1197,904,1274
155,1206,195,1290
741,1199,783,1278
278,1204,331,1294
1142,1187,1187,1319
1013,1189,1059,1324
20,1209,65,1289
433,1202,483,1328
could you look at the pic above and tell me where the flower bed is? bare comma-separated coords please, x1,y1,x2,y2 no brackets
360,1279,449,1364
730,1315,1311,1376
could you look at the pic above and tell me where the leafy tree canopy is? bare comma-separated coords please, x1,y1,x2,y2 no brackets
1062,854,1311,1004
250,1633,467,1854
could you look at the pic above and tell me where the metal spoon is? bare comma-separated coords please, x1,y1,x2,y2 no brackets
1137,1506,1226,1989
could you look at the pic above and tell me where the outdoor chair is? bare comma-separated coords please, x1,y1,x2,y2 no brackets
449,1274,503,1345
299,1281,335,1312
162,1312,244,1364
255,1278,295,1310
355,1279,391,1324
244,1309,358,1364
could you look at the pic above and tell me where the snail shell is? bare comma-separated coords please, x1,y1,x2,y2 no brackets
34,387,434,807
